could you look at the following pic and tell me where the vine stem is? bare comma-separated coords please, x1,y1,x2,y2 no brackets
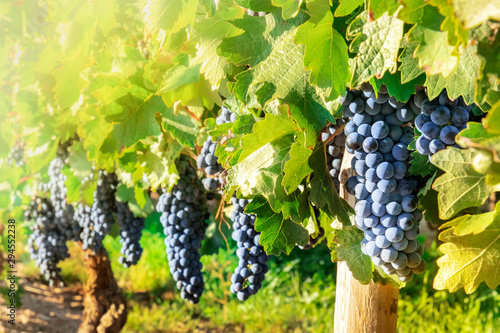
78,244,127,333
333,151,399,333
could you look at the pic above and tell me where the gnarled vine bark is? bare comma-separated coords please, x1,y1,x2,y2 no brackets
79,246,127,333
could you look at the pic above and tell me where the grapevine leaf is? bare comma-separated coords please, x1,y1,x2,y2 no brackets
238,114,298,162
282,83,335,147
246,196,309,255
190,2,244,87
428,0,468,46
282,134,313,193
134,186,147,209
441,202,499,236
406,4,458,77
138,140,183,190
368,0,400,21
457,115,500,162
432,148,500,219
272,0,303,20
233,0,276,12
409,150,436,177
53,60,86,109
398,39,425,84
295,9,350,102
308,144,352,225
334,227,373,284
231,12,309,105
161,108,201,149
419,186,449,226
434,218,500,293
334,0,363,17
218,9,306,68
373,70,424,103
348,12,404,87
142,0,197,35
424,43,480,104
450,0,500,29
107,95,167,149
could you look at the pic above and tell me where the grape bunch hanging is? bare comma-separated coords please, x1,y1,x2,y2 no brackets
343,87,427,282
415,90,471,157
197,106,236,192
116,201,146,267
229,195,269,301
156,159,209,304
26,197,69,287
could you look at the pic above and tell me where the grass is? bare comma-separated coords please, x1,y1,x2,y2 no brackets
16,220,500,333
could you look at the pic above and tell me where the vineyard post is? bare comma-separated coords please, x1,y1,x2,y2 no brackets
334,152,399,333
79,245,127,333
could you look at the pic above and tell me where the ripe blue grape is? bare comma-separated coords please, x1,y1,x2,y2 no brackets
345,88,426,281
430,106,451,126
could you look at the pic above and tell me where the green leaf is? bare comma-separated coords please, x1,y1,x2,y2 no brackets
295,9,350,102
230,12,309,105
335,0,363,17
368,0,400,21
398,39,425,84
406,4,458,77
190,3,244,87
373,70,424,103
107,95,167,149
308,144,351,225
434,218,500,293
282,83,334,147
441,202,500,236
432,148,500,219
238,113,298,161
457,115,500,162
162,108,201,149
272,0,303,19
142,0,197,34
409,149,436,177
219,10,306,68
282,134,313,193
450,0,500,29
334,227,373,284
246,196,309,255
234,0,276,12
424,43,480,105
348,12,404,87
135,186,147,209
138,140,183,190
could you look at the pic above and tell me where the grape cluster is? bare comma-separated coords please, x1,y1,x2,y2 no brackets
197,106,236,192
26,197,69,287
7,142,25,167
48,158,80,241
156,160,209,303
343,87,427,282
415,90,471,156
322,120,346,191
116,201,145,267
75,203,103,254
91,170,118,238
229,196,269,301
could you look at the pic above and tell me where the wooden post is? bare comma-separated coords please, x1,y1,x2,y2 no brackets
334,152,399,333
